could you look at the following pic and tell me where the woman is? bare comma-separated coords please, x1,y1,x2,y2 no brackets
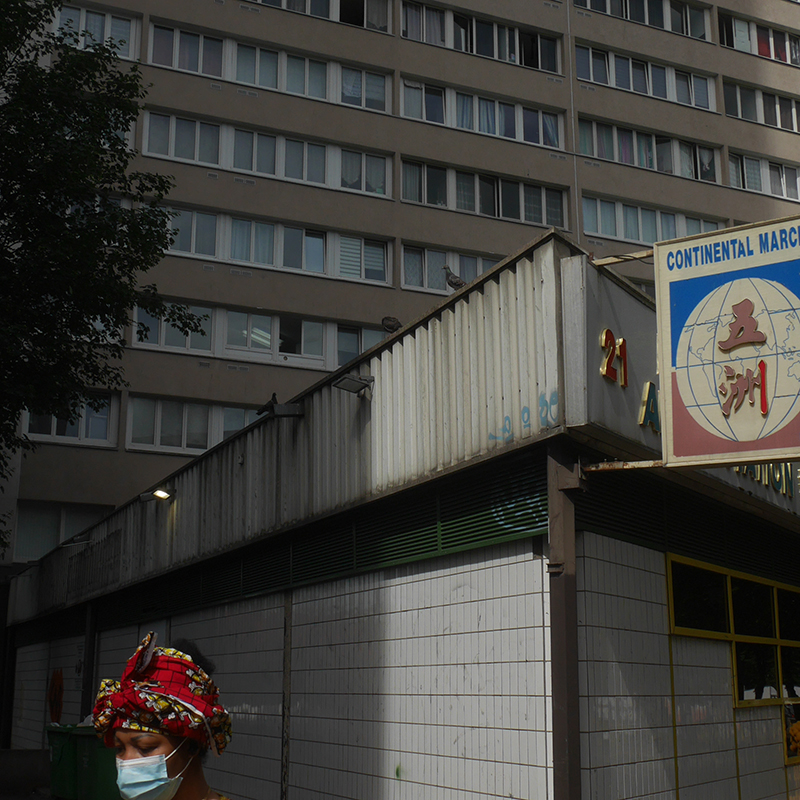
93,631,232,800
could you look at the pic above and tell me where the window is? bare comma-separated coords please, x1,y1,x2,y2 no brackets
284,140,327,183
342,68,387,110
231,130,330,185
236,44,279,87
286,55,328,97
338,237,387,280
403,246,448,290
170,212,390,282
667,1,705,38
724,82,799,131
579,119,715,180
719,14,800,66
718,14,752,53
770,163,799,199
283,228,325,272
15,502,112,562
260,0,388,28
26,397,115,445
677,142,715,181
130,397,210,451
129,395,263,452
403,246,499,291
152,30,392,112
575,0,706,34
146,113,220,164
668,554,800,725
278,316,324,357
341,151,387,194
226,311,273,351
150,115,390,197
402,3,444,44
456,15,557,71
522,108,559,147
222,408,260,440
401,3,558,72
260,0,328,14
337,326,385,365
231,219,275,264
233,131,277,174
134,305,212,351
170,209,217,257
339,0,389,30
582,195,720,244
221,307,387,368
730,154,799,200
405,81,561,149
403,161,564,226
403,81,445,123
58,6,134,57
576,46,712,109
150,26,222,76
402,162,444,206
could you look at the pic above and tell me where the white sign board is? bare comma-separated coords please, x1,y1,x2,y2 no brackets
654,216,800,467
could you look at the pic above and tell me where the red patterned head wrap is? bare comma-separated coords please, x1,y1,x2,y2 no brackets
92,632,232,755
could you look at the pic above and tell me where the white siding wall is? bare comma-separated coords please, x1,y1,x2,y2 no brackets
35,540,548,799
736,705,787,800
788,763,800,798
12,642,49,749
672,636,737,798
289,539,551,800
171,596,285,800
96,624,139,686
577,532,676,800
95,622,171,681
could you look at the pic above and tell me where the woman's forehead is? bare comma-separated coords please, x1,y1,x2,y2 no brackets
114,729,169,744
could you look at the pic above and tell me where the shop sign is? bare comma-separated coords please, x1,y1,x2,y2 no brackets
655,217,800,467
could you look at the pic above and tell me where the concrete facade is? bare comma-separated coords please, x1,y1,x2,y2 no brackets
10,0,800,564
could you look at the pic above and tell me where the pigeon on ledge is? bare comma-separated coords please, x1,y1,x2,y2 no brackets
256,392,278,416
443,265,466,290
382,316,402,333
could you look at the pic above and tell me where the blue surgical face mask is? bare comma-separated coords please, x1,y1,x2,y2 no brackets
116,739,193,800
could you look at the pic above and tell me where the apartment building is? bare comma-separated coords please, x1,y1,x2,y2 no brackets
9,0,800,563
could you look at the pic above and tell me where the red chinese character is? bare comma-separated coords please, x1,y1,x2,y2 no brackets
718,360,768,417
718,298,767,352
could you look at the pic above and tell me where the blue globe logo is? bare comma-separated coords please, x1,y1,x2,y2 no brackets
675,278,800,442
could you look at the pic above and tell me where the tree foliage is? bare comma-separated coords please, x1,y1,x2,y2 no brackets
0,0,201,484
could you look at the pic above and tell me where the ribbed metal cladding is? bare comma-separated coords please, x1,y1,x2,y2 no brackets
9,236,569,622
370,245,560,491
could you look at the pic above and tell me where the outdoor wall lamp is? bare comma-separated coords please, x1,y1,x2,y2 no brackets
332,374,374,399
139,487,176,502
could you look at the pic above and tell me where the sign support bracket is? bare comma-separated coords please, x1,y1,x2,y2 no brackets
583,459,664,472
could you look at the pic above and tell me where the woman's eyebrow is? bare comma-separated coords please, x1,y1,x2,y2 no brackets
115,733,155,743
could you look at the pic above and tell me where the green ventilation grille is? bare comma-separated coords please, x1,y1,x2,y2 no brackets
576,470,800,589
574,470,667,550
241,545,291,596
439,465,548,551
354,488,439,571
291,520,355,585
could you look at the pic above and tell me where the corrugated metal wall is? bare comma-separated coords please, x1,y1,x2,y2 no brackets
10,237,571,622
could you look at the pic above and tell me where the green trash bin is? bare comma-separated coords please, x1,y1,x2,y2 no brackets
47,724,120,800
47,725,78,800
74,726,120,800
